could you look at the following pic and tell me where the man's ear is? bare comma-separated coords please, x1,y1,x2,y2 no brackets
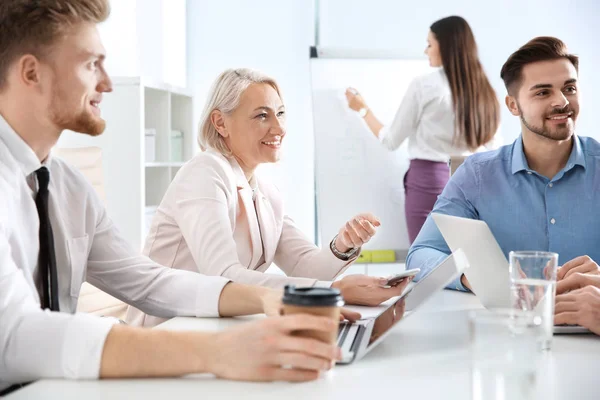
505,94,521,117
210,110,228,138
18,54,42,87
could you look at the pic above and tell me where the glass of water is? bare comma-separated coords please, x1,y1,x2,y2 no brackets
470,309,544,400
509,251,558,350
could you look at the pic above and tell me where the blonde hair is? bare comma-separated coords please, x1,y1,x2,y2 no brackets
198,68,282,155
0,0,110,90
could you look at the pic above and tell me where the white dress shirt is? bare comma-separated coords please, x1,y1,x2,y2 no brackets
378,68,501,162
0,115,229,389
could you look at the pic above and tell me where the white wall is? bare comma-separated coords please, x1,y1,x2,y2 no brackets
136,0,164,83
100,0,187,87
187,0,317,240
318,0,600,143
98,0,139,77
162,0,187,87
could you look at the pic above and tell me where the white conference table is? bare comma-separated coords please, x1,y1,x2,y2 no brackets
8,291,600,400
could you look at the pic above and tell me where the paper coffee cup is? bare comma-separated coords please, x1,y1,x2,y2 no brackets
281,285,344,344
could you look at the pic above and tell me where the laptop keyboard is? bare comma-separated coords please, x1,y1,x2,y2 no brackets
338,322,366,360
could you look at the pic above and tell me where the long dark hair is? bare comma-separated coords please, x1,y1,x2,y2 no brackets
430,16,500,150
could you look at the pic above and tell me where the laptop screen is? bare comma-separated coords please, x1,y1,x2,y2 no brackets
367,296,407,346
365,250,468,348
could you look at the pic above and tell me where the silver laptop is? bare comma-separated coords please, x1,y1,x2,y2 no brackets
337,249,469,364
432,213,590,334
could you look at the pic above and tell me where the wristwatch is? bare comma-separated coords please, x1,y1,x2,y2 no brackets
358,107,369,118
330,234,360,261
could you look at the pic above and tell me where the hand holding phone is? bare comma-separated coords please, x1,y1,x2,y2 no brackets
383,268,420,287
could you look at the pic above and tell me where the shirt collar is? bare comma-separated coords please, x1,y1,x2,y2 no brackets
511,135,529,174
232,158,258,192
564,135,586,171
511,134,586,175
0,113,48,176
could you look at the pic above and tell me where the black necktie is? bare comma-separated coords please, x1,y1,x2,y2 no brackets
35,166,59,311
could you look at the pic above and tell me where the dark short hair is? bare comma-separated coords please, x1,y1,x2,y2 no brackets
0,0,110,90
500,36,579,95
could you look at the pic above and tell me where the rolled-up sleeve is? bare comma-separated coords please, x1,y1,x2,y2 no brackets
406,159,479,291
0,225,116,385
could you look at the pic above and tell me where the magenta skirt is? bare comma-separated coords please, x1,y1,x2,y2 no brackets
404,159,450,244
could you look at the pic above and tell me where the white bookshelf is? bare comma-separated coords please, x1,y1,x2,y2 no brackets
56,77,197,251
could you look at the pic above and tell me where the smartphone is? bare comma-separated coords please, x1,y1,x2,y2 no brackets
384,268,421,287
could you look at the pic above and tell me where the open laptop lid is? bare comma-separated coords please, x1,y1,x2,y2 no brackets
431,213,511,308
364,249,469,351
430,214,591,334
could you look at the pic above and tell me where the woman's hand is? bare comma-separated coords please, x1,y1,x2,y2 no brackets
332,274,411,306
335,213,381,252
345,88,368,112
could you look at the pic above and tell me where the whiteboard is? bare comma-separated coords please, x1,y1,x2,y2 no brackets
310,58,431,254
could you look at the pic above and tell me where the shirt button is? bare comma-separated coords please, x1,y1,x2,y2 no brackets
549,183,553,188
550,218,556,225
527,172,533,175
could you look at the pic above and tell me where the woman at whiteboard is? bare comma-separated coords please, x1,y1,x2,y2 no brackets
126,68,409,327
345,16,501,243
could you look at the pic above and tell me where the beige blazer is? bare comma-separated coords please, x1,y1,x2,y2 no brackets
126,150,356,326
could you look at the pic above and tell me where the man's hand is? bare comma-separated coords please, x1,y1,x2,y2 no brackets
460,274,472,292
339,307,362,322
556,273,600,295
260,288,285,317
557,256,600,282
204,315,341,381
555,286,600,336
331,274,410,306
260,287,361,322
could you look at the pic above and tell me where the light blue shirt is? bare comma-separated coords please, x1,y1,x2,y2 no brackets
407,135,600,291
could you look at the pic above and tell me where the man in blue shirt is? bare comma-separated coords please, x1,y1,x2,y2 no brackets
407,36,600,329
